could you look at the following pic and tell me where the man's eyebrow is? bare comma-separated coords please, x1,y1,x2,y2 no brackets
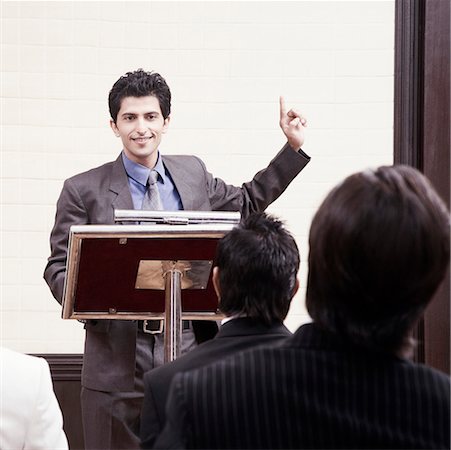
120,110,160,116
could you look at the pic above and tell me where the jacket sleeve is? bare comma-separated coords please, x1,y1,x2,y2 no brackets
201,143,310,218
43,178,89,304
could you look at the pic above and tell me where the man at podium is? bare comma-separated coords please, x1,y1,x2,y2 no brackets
43,69,310,450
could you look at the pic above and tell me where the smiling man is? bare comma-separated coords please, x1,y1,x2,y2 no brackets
44,69,311,450
111,95,169,169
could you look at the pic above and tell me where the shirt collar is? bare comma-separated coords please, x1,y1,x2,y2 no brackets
221,313,248,326
121,151,166,187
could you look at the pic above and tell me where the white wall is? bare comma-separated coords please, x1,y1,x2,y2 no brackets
0,1,394,353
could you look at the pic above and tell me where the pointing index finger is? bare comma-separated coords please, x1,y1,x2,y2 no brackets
279,96,286,119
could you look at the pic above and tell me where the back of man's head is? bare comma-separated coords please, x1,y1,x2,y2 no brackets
215,213,300,325
306,165,450,355
108,68,171,122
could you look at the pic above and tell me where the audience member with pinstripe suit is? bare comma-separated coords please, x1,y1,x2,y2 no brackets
155,165,450,449
140,213,300,448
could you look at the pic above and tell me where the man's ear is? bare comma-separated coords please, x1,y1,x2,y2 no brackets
212,266,221,298
162,115,171,134
110,120,120,137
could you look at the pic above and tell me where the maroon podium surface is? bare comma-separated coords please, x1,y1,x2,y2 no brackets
62,223,236,321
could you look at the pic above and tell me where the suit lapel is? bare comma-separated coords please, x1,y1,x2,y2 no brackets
162,156,194,211
109,155,134,212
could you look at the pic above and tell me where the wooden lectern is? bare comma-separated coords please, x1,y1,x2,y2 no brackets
62,210,240,362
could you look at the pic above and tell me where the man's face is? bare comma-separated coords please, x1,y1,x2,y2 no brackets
110,95,170,168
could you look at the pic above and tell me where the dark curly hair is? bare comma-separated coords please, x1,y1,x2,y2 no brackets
108,69,171,122
216,213,300,325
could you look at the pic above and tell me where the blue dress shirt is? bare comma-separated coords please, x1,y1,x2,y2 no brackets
121,151,183,211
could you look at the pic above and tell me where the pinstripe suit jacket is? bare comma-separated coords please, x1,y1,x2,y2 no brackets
140,318,291,448
43,144,309,392
155,323,451,449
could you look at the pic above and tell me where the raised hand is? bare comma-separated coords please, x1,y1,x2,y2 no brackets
279,96,307,151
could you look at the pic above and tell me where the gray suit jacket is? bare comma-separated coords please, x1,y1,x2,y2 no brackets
44,144,309,391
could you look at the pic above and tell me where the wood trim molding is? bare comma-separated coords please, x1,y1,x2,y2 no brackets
32,354,83,381
394,0,425,169
394,0,426,364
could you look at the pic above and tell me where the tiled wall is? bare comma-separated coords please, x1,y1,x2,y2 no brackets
1,1,394,352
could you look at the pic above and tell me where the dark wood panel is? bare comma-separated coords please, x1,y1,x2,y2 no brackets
421,0,450,375
394,0,450,374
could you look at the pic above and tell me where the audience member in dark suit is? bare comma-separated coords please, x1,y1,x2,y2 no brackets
155,165,451,449
139,212,300,448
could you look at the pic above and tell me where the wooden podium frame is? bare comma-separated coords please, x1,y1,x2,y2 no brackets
62,211,240,362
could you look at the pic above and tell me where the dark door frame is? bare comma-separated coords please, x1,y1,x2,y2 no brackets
394,0,450,373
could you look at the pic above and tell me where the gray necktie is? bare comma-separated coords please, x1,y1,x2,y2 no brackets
141,170,163,211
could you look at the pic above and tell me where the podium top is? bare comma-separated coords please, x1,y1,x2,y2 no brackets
62,221,237,320
115,209,241,225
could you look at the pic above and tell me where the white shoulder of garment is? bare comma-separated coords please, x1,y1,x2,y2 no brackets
0,347,68,450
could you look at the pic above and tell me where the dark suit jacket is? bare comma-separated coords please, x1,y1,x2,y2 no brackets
43,144,309,392
140,317,291,448
155,323,451,449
